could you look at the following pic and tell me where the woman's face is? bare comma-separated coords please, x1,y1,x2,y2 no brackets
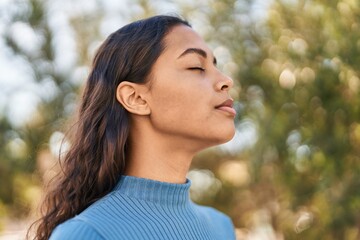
145,25,236,150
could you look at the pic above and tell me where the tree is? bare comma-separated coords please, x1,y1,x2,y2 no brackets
223,0,360,239
0,0,103,218
175,0,360,239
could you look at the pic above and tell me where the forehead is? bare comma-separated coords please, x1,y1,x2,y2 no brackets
162,25,211,57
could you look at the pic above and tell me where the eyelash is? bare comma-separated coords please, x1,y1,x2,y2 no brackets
188,67,205,72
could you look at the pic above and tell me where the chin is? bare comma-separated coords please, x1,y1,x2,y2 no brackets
191,124,236,150
212,126,236,145
221,130,236,143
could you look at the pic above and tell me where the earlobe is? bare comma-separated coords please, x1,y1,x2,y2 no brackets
116,81,151,115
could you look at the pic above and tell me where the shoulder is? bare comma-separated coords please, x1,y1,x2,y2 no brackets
192,203,236,240
50,219,104,240
49,192,133,240
194,203,231,221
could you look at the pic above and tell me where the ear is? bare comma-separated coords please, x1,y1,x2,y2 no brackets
116,81,151,115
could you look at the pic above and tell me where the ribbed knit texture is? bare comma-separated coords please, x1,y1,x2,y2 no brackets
50,175,236,240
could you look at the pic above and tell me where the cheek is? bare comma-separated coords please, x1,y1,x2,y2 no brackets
152,86,208,122
151,91,233,132
147,73,234,144
148,78,211,124
151,72,203,106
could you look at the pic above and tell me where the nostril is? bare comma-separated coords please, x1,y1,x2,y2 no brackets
221,85,228,91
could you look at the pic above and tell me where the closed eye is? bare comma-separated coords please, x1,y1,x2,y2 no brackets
188,67,205,72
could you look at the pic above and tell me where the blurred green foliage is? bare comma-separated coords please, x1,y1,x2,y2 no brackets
0,0,359,239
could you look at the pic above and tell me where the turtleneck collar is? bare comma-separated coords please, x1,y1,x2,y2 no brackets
113,175,192,206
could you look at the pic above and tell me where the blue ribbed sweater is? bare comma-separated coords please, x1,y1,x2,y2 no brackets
50,175,235,240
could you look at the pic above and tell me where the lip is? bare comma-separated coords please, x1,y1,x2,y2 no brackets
215,99,236,116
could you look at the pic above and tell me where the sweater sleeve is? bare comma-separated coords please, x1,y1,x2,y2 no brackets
50,219,104,240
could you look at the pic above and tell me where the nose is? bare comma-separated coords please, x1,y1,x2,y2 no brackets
215,71,233,92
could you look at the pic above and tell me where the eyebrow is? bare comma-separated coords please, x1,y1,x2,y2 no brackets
177,48,217,65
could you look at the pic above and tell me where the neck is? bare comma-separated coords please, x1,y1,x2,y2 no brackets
124,129,196,184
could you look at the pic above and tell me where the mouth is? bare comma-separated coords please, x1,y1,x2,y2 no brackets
215,99,236,116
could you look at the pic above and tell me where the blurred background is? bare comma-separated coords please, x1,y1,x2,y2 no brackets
0,0,359,239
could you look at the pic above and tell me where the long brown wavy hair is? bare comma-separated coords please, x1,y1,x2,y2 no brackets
28,15,190,240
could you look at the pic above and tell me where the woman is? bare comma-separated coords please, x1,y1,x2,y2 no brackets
31,15,237,240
